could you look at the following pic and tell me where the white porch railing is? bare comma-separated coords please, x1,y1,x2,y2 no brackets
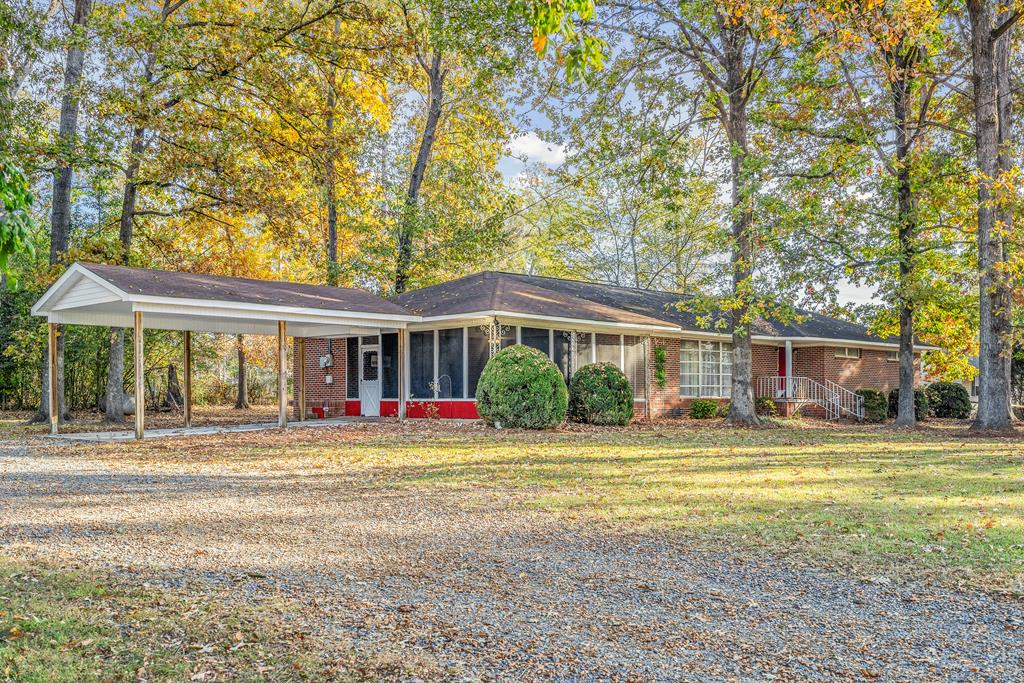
757,376,864,421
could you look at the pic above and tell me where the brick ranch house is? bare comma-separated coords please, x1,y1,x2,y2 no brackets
297,271,928,421
34,264,929,437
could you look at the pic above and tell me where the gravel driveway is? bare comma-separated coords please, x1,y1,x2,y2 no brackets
1,437,1022,682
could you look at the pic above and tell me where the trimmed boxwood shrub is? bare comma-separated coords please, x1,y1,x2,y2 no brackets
690,399,719,419
855,388,887,423
568,362,634,426
476,344,568,429
925,381,971,419
887,387,929,421
755,397,778,417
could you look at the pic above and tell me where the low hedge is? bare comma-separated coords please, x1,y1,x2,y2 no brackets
887,387,929,421
690,399,720,419
925,381,971,419
476,345,568,429
568,362,634,426
855,388,887,423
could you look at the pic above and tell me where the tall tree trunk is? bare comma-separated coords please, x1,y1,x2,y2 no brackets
166,363,182,409
994,17,1015,417
968,0,1013,430
33,0,92,425
325,17,340,286
105,0,169,422
235,334,249,409
891,56,918,427
394,51,444,294
104,328,125,422
104,125,146,422
722,29,758,426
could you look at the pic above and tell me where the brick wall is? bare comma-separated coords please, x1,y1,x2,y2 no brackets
293,338,349,418
646,337,917,419
821,347,919,393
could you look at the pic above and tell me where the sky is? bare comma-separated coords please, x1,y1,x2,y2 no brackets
499,133,880,306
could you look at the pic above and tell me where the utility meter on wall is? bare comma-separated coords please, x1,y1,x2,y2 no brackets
319,353,333,368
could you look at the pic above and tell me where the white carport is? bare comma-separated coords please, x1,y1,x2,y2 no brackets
32,263,419,439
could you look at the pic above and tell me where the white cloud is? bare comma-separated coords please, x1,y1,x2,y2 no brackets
508,132,566,166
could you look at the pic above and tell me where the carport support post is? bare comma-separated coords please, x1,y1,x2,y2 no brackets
277,321,288,428
134,311,144,440
47,322,59,435
296,337,306,421
183,330,192,428
398,328,407,420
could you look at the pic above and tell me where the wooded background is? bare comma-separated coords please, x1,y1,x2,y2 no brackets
1,0,1021,427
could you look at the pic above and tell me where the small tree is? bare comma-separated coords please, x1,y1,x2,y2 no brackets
476,345,567,429
568,362,633,425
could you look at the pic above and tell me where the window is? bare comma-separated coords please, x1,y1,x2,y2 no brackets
521,327,550,356
499,325,517,349
701,341,721,396
623,335,646,399
679,340,732,397
835,347,861,359
437,328,464,398
409,331,434,399
596,333,620,365
886,349,899,362
346,337,359,399
680,341,699,397
381,333,398,399
362,348,378,381
552,330,571,378
467,326,490,398
576,332,594,368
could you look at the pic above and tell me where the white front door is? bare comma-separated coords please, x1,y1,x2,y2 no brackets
359,346,380,417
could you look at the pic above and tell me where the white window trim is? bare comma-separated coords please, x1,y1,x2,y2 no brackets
835,346,861,359
679,340,732,399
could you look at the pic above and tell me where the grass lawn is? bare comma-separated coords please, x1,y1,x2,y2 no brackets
164,419,1023,595
0,562,422,682
3,418,1023,679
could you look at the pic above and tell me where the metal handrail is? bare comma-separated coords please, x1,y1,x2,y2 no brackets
756,376,864,420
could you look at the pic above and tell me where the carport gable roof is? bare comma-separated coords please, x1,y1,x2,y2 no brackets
32,263,419,336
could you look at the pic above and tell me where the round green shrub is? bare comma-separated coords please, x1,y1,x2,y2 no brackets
476,344,568,429
755,397,778,417
855,388,887,423
689,398,719,419
925,382,971,419
887,387,929,421
568,362,634,426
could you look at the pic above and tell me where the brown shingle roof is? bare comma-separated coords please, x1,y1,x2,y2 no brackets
80,263,412,317
391,272,676,328
395,271,900,345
